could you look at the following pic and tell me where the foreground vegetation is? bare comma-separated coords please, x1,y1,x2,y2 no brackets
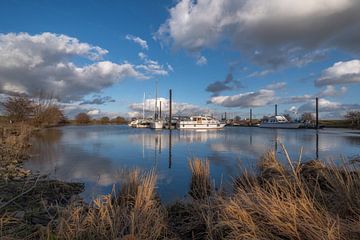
1,120,359,239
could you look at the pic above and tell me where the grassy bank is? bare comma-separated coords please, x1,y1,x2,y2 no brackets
0,123,84,239
1,123,360,239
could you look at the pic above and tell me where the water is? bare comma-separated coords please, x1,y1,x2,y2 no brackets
25,125,360,202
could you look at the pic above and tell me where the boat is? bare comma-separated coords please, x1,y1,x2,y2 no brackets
129,92,151,128
149,81,164,129
178,116,225,129
128,119,150,128
259,115,302,129
150,119,164,129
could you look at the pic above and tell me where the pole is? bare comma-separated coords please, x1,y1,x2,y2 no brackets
275,104,278,116
169,89,172,129
142,92,145,120
316,97,319,129
155,81,158,120
250,108,252,126
159,101,162,119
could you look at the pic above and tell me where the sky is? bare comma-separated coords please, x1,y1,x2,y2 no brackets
0,0,360,119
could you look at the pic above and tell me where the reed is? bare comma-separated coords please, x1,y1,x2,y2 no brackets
50,169,172,240
188,159,212,200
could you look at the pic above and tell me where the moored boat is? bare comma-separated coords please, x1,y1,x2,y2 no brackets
259,115,302,129
178,116,225,129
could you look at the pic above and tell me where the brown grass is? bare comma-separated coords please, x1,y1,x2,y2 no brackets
48,169,172,240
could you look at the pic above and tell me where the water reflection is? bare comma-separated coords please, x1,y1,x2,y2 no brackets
26,126,360,202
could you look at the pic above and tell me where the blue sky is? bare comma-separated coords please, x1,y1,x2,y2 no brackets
0,0,359,119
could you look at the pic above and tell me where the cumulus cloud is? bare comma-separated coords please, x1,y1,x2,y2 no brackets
206,73,243,96
297,98,360,113
135,56,172,77
196,56,207,65
87,109,100,116
80,95,115,105
264,82,286,90
318,85,347,97
129,97,212,116
125,34,148,50
0,32,146,102
157,0,360,69
209,89,275,108
315,59,360,86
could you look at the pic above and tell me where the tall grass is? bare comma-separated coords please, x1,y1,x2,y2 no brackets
49,169,172,240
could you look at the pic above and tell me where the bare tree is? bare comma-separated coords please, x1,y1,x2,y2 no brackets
301,112,315,122
345,111,360,128
1,96,35,122
75,113,91,124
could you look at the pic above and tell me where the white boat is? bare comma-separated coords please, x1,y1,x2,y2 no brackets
259,115,302,129
129,119,150,128
149,81,164,130
150,120,164,129
178,116,225,129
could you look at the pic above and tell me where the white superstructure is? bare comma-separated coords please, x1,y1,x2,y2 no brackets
178,116,225,129
259,115,302,129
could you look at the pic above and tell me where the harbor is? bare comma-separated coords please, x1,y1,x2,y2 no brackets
25,124,360,202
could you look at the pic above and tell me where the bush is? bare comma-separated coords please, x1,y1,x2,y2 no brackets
75,113,91,124
1,96,35,122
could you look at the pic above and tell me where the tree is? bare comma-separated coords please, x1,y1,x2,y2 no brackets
345,111,360,127
100,116,110,124
234,116,241,122
1,96,35,122
111,116,127,124
301,112,314,122
75,113,91,124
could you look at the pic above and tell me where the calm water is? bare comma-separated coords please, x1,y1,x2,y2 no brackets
26,125,360,202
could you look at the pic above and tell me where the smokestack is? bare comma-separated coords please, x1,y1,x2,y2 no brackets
275,104,278,116
169,89,172,129
316,97,319,129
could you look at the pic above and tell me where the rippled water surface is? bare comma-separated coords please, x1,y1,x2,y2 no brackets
26,125,360,202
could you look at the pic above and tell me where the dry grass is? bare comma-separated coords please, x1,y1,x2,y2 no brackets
48,169,173,240
189,159,212,200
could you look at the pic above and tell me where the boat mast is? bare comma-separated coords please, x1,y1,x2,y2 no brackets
155,80,158,120
142,92,145,120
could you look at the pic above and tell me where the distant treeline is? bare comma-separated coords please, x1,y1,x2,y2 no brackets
0,95,128,127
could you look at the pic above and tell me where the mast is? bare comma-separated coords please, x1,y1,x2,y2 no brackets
142,92,145,120
155,80,158,120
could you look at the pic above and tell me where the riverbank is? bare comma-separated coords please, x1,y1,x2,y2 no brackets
0,123,84,239
1,123,360,239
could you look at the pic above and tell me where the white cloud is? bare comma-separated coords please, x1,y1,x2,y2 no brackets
126,34,149,50
129,97,212,116
0,32,146,102
138,52,147,60
196,56,207,65
209,89,275,108
298,98,360,113
87,109,100,116
265,82,286,90
135,56,172,76
157,0,360,69
318,85,347,97
315,60,360,86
